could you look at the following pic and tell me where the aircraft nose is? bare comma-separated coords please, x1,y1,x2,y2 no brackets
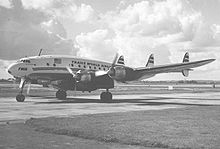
7,63,16,76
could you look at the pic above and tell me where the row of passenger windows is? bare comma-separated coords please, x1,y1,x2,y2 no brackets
69,64,107,70
46,62,108,70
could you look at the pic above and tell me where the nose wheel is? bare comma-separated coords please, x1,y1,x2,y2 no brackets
100,90,112,102
16,94,25,102
16,78,26,102
56,90,67,100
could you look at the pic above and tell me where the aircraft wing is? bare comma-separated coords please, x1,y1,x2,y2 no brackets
135,59,215,75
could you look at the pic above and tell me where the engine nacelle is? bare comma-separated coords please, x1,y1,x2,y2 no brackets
110,66,136,82
112,66,126,81
79,73,93,82
76,71,114,91
51,79,76,90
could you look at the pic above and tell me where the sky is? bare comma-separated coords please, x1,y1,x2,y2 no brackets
0,0,220,80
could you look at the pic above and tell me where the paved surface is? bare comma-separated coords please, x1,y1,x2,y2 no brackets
1,91,220,123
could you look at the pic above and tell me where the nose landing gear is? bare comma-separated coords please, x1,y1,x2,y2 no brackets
16,78,26,102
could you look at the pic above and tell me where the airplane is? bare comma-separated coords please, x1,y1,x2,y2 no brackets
7,50,215,102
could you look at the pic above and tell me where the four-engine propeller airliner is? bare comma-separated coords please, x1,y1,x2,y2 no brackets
7,51,215,102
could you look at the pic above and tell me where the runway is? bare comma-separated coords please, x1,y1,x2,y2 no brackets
1,91,220,123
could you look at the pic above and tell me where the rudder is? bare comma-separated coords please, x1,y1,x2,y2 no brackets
146,54,154,68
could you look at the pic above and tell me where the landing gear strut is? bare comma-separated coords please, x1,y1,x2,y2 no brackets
16,78,26,102
100,89,112,102
56,90,67,100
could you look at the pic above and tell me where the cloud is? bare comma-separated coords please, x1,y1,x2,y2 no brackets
75,29,117,61
22,0,96,23
0,0,11,8
0,0,75,60
98,0,219,68
74,0,220,73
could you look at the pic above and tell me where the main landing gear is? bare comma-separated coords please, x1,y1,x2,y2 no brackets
16,78,26,102
100,89,112,102
56,90,67,100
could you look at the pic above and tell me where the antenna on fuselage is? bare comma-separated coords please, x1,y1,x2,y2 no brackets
38,49,43,56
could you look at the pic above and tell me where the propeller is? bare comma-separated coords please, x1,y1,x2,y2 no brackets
66,67,77,78
26,82,31,95
108,53,119,77
66,53,120,81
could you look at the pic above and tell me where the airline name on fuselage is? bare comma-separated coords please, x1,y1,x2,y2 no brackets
17,56,112,72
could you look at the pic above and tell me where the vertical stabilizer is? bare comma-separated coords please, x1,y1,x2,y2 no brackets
182,52,189,77
117,55,125,65
146,54,154,68
183,52,189,63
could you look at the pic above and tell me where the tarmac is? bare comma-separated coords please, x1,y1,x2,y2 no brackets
1,90,220,123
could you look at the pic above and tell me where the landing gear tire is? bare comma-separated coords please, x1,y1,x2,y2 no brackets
16,94,25,102
56,90,67,100
100,92,112,102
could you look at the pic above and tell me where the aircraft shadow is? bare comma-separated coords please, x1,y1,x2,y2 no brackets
33,96,219,107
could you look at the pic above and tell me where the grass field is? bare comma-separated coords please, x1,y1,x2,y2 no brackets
26,106,220,149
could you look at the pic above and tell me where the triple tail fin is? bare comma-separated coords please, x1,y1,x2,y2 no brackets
117,55,125,65
146,54,154,68
182,52,190,77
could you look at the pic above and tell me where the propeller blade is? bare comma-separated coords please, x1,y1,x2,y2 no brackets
27,83,31,95
111,53,119,67
107,53,119,77
66,67,76,78
95,71,108,77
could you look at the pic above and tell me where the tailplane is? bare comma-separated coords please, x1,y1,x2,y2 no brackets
146,54,154,68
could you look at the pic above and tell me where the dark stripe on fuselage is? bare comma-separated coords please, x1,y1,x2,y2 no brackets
33,67,93,72
28,73,73,81
33,67,67,71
